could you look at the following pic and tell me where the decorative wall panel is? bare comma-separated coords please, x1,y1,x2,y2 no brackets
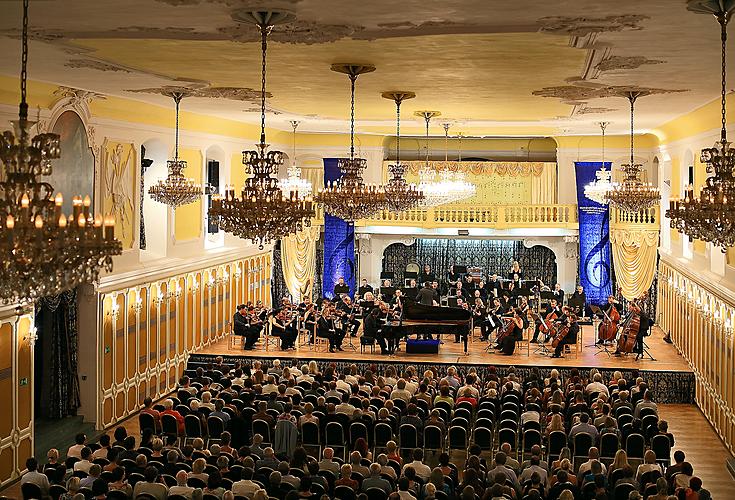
102,141,136,249
97,252,270,429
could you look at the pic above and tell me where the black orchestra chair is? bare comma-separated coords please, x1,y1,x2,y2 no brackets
448,425,469,459
651,434,672,466
521,429,542,459
572,432,594,469
472,426,494,455
301,421,321,458
599,432,620,460
626,433,646,459
373,422,394,456
184,414,203,444
251,419,272,447
326,421,347,460
423,425,444,456
207,415,225,445
399,424,419,456
349,421,369,449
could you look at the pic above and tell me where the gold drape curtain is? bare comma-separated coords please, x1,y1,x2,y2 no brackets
531,163,557,204
610,229,659,300
281,225,320,302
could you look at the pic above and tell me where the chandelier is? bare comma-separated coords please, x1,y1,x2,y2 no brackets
604,92,660,212
314,64,386,221
209,11,314,249
382,91,424,212
278,120,313,200
448,128,477,202
668,2,735,250
0,0,122,304
584,121,613,205
149,92,204,208
415,111,455,207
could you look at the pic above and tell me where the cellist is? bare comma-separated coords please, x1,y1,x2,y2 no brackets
597,295,622,344
550,306,579,358
531,298,561,343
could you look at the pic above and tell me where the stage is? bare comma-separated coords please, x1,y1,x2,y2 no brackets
192,325,696,404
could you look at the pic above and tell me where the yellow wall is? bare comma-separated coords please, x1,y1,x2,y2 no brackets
654,93,735,145
98,252,270,428
0,312,34,487
174,148,204,242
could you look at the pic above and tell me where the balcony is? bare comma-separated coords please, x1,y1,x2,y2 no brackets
609,205,660,231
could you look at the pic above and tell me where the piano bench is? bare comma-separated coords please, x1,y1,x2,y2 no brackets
360,336,376,353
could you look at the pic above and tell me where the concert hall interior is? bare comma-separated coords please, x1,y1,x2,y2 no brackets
3,0,735,498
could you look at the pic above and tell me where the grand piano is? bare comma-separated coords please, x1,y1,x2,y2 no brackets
397,299,473,353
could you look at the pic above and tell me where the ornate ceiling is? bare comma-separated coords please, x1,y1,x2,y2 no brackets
0,0,725,136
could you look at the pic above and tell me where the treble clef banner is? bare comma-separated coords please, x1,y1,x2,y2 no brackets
575,162,613,305
322,158,356,300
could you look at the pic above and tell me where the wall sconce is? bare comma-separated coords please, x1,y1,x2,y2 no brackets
217,270,229,284
25,326,38,347
110,302,120,321
154,292,166,307
171,285,183,300
132,293,143,314
234,266,242,279
191,278,200,293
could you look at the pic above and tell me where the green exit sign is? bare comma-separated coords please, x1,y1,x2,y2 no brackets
19,378,28,386
104,346,110,354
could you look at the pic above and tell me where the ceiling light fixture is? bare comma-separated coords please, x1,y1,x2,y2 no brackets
0,0,122,304
604,92,660,212
668,1,735,250
278,120,313,200
314,64,386,221
209,11,315,249
584,121,613,205
415,111,453,207
381,91,424,212
148,91,205,208
449,127,476,202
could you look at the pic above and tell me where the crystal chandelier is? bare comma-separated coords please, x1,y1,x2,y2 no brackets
605,92,660,212
448,128,477,202
278,120,312,200
415,111,455,207
314,64,386,221
149,92,204,208
584,121,613,205
209,11,314,249
0,0,122,304
668,2,735,250
381,91,424,212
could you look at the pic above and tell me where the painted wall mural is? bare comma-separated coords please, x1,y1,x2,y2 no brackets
50,111,96,214
103,141,136,249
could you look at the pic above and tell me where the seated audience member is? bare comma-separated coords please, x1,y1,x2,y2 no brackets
20,457,50,498
169,470,202,500
402,449,431,481
362,463,393,495
66,433,87,459
132,466,168,500
335,463,359,490
318,447,340,474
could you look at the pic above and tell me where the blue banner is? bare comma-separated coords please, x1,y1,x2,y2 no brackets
575,162,612,306
322,158,356,299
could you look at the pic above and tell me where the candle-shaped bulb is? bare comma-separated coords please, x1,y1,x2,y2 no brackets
55,193,63,206
77,213,86,227
21,193,29,208
6,214,15,229
58,214,67,228
94,214,103,227
83,195,91,207
34,215,43,229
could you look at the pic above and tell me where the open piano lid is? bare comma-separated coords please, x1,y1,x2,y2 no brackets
401,299,471,325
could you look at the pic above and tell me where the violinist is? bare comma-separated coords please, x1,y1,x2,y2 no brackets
337,295,360,337
243,305,263,350
298,297,318,344
531,298,561,343
378,301,398,354
272,308,298,350
233,304,249,342
472,297,486,335
390,289,405,312
551,306,579,358
317,305,345,353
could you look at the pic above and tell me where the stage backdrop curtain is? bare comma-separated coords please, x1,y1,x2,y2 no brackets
281,225,320,303
34,289,81,419
610,228,659,300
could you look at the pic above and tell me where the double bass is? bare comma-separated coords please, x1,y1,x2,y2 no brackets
617,302,641,354
598,302,621,342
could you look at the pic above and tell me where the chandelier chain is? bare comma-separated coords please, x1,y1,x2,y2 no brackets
720,11,728,141
19,0,28,126
395,98,401,164
350,74,356,159
444,123,450,162
259,23,271,145
173,93,182,161
629,93,636,166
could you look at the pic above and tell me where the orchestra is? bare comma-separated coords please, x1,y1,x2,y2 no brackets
228,259,655,363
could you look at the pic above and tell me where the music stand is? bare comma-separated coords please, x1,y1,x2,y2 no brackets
447,296,459,308
589,305,614,357
380,271,395,280
454,265,468,274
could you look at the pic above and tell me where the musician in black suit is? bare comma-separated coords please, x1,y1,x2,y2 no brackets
271,308,298,350
233,303,248,331
531,298,561,343
569,285,587,316
416,282,436,306
484,274,501,298
357,278,373,297
551,307,579,358
446,265,461,287
337,295,360,337
418,265,435,286
553,283,565,305
243,305,262,350
451,280,470,300
333,277,350,297
363,307,387,354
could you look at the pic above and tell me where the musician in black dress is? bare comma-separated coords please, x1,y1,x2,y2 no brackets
484,273,501,298
271,308,298,350
508,260,523,280
298,297,317,344
243,305,263,350
482,297,506,341
333,277,350,297
447,265,461,288
551,307,579,358
496,308,524,355
472,297,486,337
337,295,360,337
317,306,345,353
531,298,561,343
418,265,435,286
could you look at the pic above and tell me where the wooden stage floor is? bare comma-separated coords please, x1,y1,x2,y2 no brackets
201,325,691,373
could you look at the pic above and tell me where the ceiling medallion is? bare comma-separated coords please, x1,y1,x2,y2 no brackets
314,64,386,221
381,91,424,212
584,121,613,205
604,91,660,212
208,11,314,249
278,120,313,200
148,91,205,208
0,0,121,304
669,2,735,250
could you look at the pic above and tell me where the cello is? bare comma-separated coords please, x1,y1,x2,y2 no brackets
551,307,577,348
616,301,641,354
598,301,621,342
